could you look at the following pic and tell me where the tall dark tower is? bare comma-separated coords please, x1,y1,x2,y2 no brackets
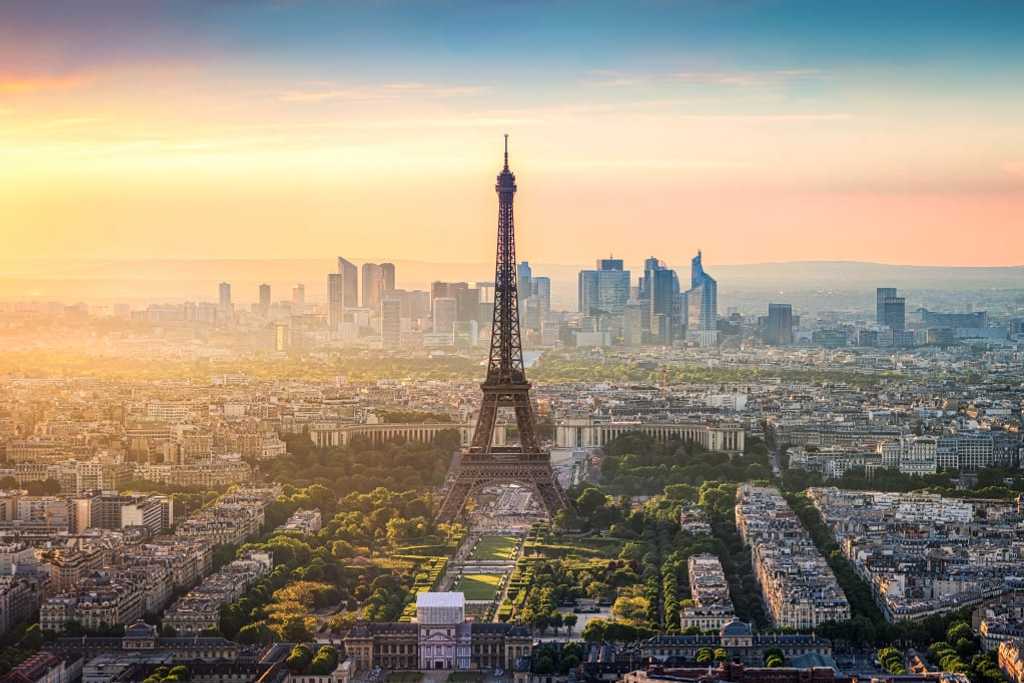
436,136,569,522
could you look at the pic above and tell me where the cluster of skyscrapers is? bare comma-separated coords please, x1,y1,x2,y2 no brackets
322,258,553,348
577,251,718,346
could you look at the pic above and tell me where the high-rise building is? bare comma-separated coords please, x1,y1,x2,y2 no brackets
381,297,401,348
476,282,495,304
218,282,232,309
258,284,271,316
639,256,662,300
533,276,551,319
877,287,906,331
337,257,358,309
456,287,481,323
578,258,630,316
685,251,718,333
362,263,384,310
327,273,344,330
517,261,533,299
432,297,457,336
649,267,677,343
274,322,290,351
380,263,396,293
291,284,305,312
876,287,897,325
764,303,794,345
431,282,470,317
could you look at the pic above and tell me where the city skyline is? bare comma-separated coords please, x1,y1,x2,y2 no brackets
2,1,1023,267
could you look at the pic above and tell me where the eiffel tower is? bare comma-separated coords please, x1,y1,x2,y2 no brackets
435,137,570,522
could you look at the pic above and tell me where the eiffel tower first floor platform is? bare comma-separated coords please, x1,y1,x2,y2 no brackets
435,447,570,522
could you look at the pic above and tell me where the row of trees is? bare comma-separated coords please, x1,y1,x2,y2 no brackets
264,432,460,496
529,351,896,387
595,433,773,496
925,621,1006,683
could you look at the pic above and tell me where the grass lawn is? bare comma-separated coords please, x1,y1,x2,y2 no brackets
456,573,503,600
470,535,519,561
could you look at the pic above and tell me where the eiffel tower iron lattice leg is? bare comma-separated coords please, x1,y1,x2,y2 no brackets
436,136,569,523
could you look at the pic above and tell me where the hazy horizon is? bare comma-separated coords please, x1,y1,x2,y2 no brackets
3,256,1021,309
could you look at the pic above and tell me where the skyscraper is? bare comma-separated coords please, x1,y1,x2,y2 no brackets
685,251,717,333
327,273,344,330
337,257,358,309
291,284,305,312
258,284,271,316
578,258,630,316
649,267,677,343
877,287,906,330
362,263,384,309
533,276,551,319
764,303,794,345
218,282,232,310
517,261,533,298
639,256,662,300
381,297,401,348
432,297,457,336
380,262,396,293
876,287,897,325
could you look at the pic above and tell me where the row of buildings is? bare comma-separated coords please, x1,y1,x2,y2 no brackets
0,487,279,638
679,554,735,632
807,487,1024,622
734,486,851,630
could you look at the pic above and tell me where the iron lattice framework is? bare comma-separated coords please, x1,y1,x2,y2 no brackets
436,137,569,522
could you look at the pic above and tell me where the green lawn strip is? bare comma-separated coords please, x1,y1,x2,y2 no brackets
470,535,519,561
456,574,503,600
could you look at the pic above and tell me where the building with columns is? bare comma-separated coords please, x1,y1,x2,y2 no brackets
307,422,512,449
555,417,744,453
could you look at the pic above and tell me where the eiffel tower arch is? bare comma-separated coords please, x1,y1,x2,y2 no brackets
436,137,570,523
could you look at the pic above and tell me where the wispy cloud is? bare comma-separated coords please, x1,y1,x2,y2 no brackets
0,73,91,95
676,112,850,122
279,81,487,103
672,68,822,86
585,68,824,88
584,70,651,87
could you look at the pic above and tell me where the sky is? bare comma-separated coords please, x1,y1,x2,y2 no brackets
2,0,1023,269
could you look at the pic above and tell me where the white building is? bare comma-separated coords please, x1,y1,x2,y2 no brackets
416,592,471,671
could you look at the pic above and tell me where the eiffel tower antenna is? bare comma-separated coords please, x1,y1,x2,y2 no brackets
436,138,570,522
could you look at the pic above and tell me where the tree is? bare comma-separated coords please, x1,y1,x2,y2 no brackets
612,595,650,625
764,648,784,667
237,622,274,645
576,488,608,518
19,624,43,650
581,618,608,642
946,621,972,644
331,540,355,558
285,645,312,673
714,648,728,662
563,613,578,633
310,646,339,674
281,616,313,643
696,648,714,664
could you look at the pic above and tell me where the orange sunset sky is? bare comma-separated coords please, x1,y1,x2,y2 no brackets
2,1,1023,268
